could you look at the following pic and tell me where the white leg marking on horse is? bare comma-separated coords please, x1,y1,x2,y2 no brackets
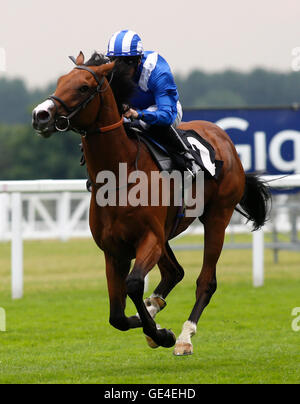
136,294,166,320
174,321,197,356
145,295,163,319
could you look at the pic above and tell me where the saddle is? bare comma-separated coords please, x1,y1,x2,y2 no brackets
126,124,223,180
82,124,223,193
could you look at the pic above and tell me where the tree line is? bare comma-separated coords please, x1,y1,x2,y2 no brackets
1,68,300,180
176,68,300,108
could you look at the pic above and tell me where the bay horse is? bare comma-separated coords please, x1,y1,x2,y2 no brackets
32,52,270,356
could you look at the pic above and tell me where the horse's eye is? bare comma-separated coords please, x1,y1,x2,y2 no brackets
79,85,89,94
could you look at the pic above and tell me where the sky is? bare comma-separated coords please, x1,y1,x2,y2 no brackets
1,0,300,89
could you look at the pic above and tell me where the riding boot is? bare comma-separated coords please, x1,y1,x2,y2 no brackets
158,126,201,178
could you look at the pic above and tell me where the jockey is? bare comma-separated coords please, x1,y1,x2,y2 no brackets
106,29,200,178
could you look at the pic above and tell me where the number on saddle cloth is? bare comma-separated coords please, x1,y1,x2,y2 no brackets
175,129,223,179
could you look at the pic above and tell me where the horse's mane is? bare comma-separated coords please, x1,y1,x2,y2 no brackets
85,52,136,114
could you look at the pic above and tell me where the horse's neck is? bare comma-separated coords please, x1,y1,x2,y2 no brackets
81,89,135,181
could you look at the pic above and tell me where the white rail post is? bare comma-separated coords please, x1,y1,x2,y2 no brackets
252,228,264,287
58,192,71,242
11,192,24,299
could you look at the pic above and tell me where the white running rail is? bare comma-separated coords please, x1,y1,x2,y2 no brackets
1,176,299,299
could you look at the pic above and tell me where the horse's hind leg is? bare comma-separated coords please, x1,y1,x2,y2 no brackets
174,205,234,356
126,232,176,348
155,242,185,298
140,242,185,323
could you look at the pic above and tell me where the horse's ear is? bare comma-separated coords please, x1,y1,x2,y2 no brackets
76,51,85,66
97,61,115,76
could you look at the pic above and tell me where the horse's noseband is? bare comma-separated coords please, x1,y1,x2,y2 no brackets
48,65,109,135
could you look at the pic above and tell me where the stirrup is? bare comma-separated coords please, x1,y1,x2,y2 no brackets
186,168,194,179
184,156,201,177
191,161,202,177
184,163,201,183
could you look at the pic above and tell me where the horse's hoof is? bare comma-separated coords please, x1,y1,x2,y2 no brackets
173,342,193,356
144,328,176,349
128,315,142,329
145,334,160,349
145,324,161,349
157,328,176,348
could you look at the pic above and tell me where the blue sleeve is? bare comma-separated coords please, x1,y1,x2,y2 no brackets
137,71,178,126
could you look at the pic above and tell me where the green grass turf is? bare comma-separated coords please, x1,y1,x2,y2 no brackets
0,236,299,384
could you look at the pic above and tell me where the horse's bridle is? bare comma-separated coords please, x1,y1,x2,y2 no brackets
48,64,122,136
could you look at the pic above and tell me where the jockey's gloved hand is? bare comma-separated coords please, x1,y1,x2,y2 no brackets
124,108,139,120
122,104,130,114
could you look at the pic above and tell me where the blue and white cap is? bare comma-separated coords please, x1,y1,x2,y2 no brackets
106,30,144,57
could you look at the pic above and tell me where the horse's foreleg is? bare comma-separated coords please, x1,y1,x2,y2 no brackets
105,253,141,331
126,232,176,348
174,206,233,356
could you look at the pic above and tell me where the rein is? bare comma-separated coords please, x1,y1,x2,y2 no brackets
48,65,122,136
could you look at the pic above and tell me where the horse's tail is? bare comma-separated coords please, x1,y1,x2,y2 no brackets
235,173,271,231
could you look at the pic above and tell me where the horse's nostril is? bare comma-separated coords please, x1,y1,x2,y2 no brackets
36,110,51,123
